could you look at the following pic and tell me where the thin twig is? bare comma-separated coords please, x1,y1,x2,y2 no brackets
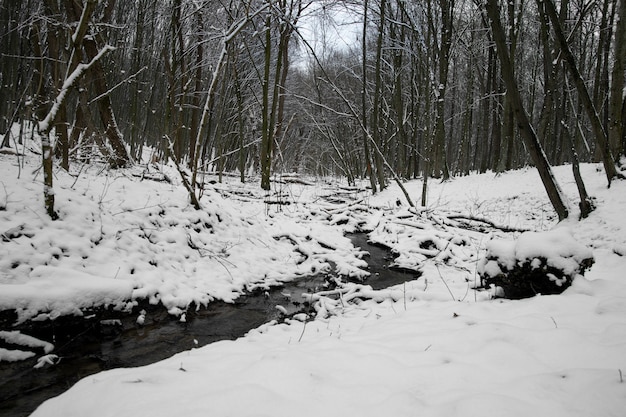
298,320,307,343
436,264,456,301
403,282,407,311
87,66,147,105
550,316,558,329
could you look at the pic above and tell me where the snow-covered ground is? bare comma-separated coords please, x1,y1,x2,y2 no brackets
0,149,368,326
1,140,625,416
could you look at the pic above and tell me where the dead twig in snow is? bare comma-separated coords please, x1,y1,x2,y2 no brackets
436,265,456,301
446,214,531,233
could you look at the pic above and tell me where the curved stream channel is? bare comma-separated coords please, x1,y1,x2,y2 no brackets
0,233,420,417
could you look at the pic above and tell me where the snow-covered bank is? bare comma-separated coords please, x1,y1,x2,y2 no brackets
31,251,626,417
32,259,626,417
0,152,366,325
2,142,626,416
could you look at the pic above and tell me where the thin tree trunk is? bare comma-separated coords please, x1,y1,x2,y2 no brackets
608,0,626,157
432,0,453,180
65,0,130,168
540,0,621,185
362,0,377,192
561,119,594,218
260,8,272,190
30,23,56,219
371,0,387,190
188,8,204,169
43,0,70,170
486,0,570,221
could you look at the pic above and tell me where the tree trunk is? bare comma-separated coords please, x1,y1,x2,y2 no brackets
540,0,620,185
65,0,130,169
371,0,387,190
486,0,570,221
391,21,408,179
43,0,70,171
432,0,452,180
362,0,377,192
188,8,204,169
128,0,145,161
260,8,273,190
608,0,626,158
30,23,56,219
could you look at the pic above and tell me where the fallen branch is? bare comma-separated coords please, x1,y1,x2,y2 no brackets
446,214,531,233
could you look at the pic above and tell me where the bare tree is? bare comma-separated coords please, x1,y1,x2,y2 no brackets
35,0,112,218
608,0,626,159
540,0,622,185
485,0,570,220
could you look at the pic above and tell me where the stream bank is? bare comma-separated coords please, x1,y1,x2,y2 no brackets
0,233,420,417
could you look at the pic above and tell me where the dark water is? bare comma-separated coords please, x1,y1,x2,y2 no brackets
0,233,419,417
348,233,422,290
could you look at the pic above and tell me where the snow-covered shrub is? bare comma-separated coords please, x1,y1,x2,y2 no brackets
478,229,594,299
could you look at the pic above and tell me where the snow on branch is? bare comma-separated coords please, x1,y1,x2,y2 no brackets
71,0,96,46
38,45,115,134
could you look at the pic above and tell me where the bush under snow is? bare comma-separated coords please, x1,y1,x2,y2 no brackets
478,228,594,299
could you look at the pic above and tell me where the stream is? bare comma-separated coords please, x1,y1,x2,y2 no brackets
0,233,420,417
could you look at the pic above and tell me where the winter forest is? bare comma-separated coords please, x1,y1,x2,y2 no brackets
1,0,624,206
1,0,626,416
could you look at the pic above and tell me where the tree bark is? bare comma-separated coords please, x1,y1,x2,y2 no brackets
43,0,70,171
540,0,620,185
188,9,203,170
260,8,273,190
609,0,626,158
486,0,570,221
371,0,387,190
362,0,377,192
30,23,56,220
432,0,452,180
65,0,130,169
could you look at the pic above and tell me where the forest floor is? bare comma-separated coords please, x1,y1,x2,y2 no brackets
1,144,626,416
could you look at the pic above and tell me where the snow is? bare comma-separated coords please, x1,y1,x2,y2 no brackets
513,228,592,273
0,348,35,362
479,228,594,279
2,136,626,416
0,152,365,324
33,354,60,369
0,330,54,353
38,45,115,134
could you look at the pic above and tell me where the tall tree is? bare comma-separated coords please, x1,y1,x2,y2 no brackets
540,0,621,185
64,0,130,168
362,0,378,192
608,0,626,158
431,0,453,180
485,0,570,220
35,0,113,218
